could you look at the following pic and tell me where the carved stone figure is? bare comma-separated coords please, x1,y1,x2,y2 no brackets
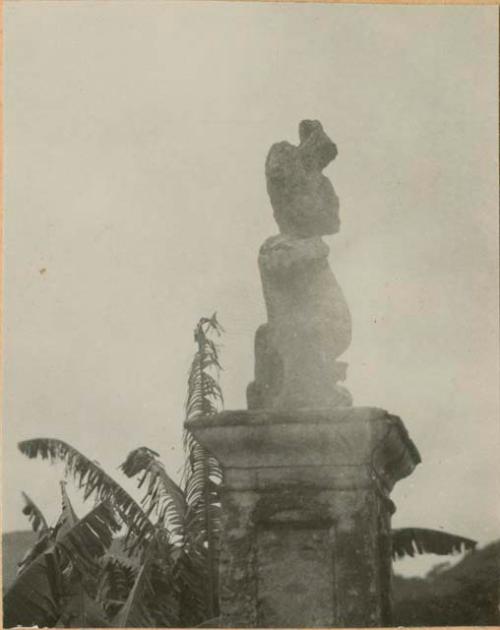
188,120,421,630
247,120,352,410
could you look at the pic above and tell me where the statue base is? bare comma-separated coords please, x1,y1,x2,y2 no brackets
186,407,421,628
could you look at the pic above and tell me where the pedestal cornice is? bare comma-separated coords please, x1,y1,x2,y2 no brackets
186,406,421,493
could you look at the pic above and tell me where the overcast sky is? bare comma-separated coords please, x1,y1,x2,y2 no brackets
4,2,498,577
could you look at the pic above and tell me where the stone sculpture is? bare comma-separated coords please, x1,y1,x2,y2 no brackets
187,121,421,627
247,120,352,410
188,407,420,627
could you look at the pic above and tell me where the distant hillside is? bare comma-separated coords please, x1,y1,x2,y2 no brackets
2,530,36,592
3,531,500,625
393,540,500,626
2,530,128,593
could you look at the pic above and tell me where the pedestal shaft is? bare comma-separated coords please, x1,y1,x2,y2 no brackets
186,407,420,628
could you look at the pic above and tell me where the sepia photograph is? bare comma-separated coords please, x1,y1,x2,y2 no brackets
2,1,499,627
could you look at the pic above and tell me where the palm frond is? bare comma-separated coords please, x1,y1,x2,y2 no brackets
185,313,224,423
183,434,223,499
21,491,49,536
182,314,224,621
120,447,186,539
391,527,477,560
18,437,154,553
3,502,119,628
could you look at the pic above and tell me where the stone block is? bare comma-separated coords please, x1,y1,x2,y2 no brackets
186,407,420,627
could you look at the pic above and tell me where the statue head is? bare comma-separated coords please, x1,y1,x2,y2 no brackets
265,120,340,237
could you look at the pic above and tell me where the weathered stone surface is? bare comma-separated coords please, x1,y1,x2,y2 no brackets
186,407,421,628
256,520,334,627
248,120,352,410
248,234,352,410
266,120,339,238
186,121,422,627
187,407,420,491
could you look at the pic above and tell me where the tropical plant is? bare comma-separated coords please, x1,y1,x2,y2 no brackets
182,314,224,623
391,527,476,560
4,312,477,628
20,491,49,536
393,540,500,626
4,483,118,628
4,314,224,628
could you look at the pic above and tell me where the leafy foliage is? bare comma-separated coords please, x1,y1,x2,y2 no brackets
6,314,480,628
4,545,62,628
17,529,54,576
96,556,138,619
120,447,186,540
56,481,79,539
58,584,110,628
17,493,54,575
391,528,477,560
18,437,155,553
112,528,179,627
393,540,500,626
185,313,224,422
7,315,225,628
21,491,49,536
182,313,224,621
3,489,118,628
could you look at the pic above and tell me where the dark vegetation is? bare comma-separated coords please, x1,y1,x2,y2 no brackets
4,531,498,626
393,540,500,626
2,315,488,627
3,315,224,628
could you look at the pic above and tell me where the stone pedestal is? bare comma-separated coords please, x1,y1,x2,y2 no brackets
186,406,421,628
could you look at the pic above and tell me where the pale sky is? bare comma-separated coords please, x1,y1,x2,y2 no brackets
3,1,499,577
